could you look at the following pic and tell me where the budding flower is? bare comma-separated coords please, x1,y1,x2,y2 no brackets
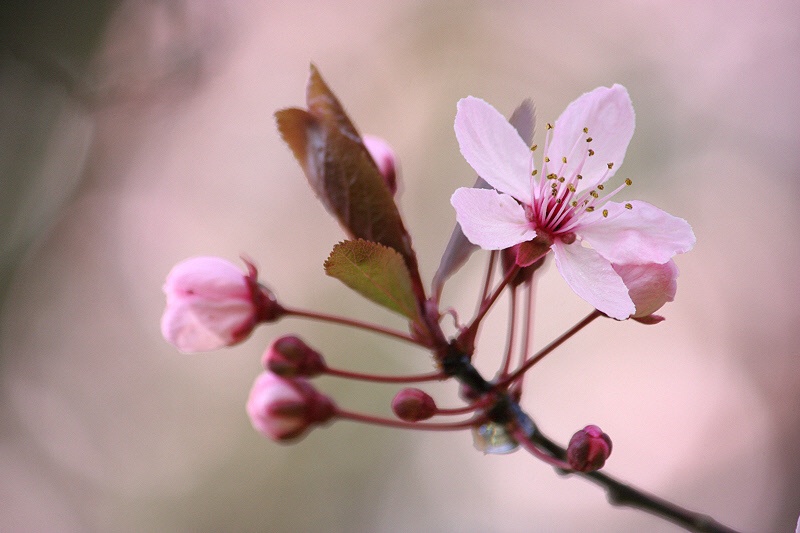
391,388,437,421
567,425,613,472
262,335,326,377
363,134,399,196
612,260,679,320
161,256,283,353
246,372,336,442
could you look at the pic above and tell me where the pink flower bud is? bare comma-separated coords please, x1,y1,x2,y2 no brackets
613,260,679,319
567,425,613,472
246,372,336,442
262,335,326,377
391,388,436,421
363,134,398,196
161,256,283,353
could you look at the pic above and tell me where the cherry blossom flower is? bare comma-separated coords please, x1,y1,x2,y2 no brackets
246,371,336,442
161,256,282,353
450,86,695,319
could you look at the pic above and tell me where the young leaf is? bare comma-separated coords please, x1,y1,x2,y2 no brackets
276,65,414,266
324,239,419,321
431,99,536,300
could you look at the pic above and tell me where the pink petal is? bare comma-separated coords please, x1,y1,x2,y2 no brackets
613,260,679,318
578,201,696,265
455,97,533,204
552,240,635,320
545,85,634,191
451,188,537,250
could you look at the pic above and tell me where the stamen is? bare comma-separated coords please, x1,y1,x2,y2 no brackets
607,162,614,169
597,184,604,190
590,190,599,198
577,174,583,180
546,123,553,130
602,209,608,217
585,206,595,212
544,156,550,163
558,177,565,183
582,127,588,133
588,149,595,156
586,137,593,142
562,156,567,164
625,178,632,186
625,203,633,209
530,144,538,151
531,169,538,176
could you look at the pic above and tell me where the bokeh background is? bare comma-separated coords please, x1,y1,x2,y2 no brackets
2,1,798,531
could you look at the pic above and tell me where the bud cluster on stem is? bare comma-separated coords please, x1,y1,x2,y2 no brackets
160,69,740,533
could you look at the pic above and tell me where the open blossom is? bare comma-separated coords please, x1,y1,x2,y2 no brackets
161,256,283,353
450,86,695,319
246,371,336,442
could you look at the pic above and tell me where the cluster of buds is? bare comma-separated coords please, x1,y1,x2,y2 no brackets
161,67,696,489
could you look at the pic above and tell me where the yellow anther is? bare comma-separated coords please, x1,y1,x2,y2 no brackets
586,206,595,212
583,127,589,133
571,201,578,207
576,174,583,180
597,184,604,190
586,137,593,142
562,156,567,164
555,198,562,204
588,149,595,156
567,184,576,192
531,169,538,176
530,144,538,151
625,203,633,209
547,173,557,180
607,162,614,169
590,190,599,198
602,209,609,217
558,176,565,182
544,156,550,163
625,178,632,186
551,188,558,196
546,123,553,130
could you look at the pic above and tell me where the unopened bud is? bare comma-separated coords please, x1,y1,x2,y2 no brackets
613,260,678,320
391,388,436,421
161,256,284,353
363,134,399,196
263,335,326,377
567,425,612,472
246,372,335,442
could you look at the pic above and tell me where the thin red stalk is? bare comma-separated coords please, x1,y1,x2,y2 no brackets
514,279,536,395
510,426,572,470
435,398,491,416
498,309,602,387
324,367,445,384
464,263,520,338
336,408,480,431
499,287,518,377
283,307,423,346
478,250,498,305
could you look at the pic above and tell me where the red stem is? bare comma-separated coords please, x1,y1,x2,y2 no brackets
283,307,423,346
498,309,602,388
324,367,445,384
336,408,480,431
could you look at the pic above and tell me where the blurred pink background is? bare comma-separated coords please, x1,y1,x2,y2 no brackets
1,1,798,531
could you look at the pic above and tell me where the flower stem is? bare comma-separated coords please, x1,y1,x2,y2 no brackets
498,309,602,387
324,367,445,384
283,307,424,346
336,408,479,431
498,287,518,377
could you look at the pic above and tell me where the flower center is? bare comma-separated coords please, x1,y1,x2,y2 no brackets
527,124,633,239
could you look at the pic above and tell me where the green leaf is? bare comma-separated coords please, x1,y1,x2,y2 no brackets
324,239,419,321
276,65,415,266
